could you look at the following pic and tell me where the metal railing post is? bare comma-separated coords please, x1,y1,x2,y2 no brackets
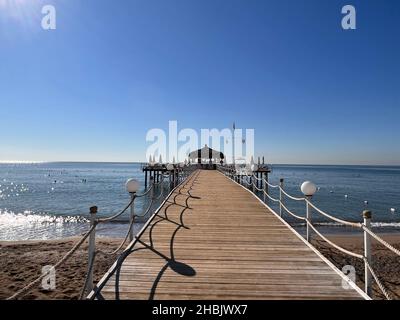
252,175,255,193
279,178,284,217
86,206,97,294
263,177,266,203
129,193,136,242
150,176,154,199
306,197,312,242
160,173,164,195
363,210,372,297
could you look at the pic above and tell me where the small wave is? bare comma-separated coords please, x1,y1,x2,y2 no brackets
292,221,400,229
0,209,88,224
0,161,46,164
0,209,89,241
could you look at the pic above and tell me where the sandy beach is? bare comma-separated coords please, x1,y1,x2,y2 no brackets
0,237,123,300
313,233,400,300
1,233,399,300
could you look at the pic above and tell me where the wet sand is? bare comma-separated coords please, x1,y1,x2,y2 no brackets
1,234,399,300
312,233,400,300
0,237,123,300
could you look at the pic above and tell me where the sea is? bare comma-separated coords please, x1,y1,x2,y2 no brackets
0,162,399,241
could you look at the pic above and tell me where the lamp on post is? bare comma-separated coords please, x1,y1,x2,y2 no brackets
126,179,140,242
251,164,258,193
301,181,317,242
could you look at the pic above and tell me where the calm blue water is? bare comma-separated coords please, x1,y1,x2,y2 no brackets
266,165,400,230
0,162,166,240
0,162,399,240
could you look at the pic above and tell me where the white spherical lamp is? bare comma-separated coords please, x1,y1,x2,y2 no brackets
166,163,174,171
126,179,140,193
301,181,317,197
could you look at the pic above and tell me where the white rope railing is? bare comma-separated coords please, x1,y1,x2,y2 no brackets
243,176,252,186
279,187,305,202
361,225,400,257
364,259,392,300
306,199,362,228
217,165,399,300
96,197,135,223
306,221,364,259
264,190,280,202
7,166,194,300
253,183,263,192
7,224,96,300
264,178,279,188
280,201,307,221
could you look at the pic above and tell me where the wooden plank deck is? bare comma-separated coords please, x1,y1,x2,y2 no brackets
95,170,366,300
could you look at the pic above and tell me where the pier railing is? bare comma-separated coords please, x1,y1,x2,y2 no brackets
217,165,400,300
7,164,195,300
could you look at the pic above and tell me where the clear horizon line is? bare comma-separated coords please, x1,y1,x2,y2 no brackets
0,160,399,167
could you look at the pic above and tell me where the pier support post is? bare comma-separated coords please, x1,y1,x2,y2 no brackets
86,206,97,295
125,178,140,243
129,193,136,242
256,172,259,189
263,176,267,203
300,181,317,243
173,169,176,185
306,196,312,242
145,171,148,188
264,173,269,199
279,178,284,217
150,176,154,200
363,210,372,297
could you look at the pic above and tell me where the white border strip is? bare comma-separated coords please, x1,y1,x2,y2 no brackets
217,170,371,300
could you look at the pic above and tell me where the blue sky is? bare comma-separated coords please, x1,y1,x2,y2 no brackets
0,0,399,164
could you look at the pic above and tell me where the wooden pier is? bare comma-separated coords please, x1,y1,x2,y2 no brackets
142,164,180,188
92,170,367,300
